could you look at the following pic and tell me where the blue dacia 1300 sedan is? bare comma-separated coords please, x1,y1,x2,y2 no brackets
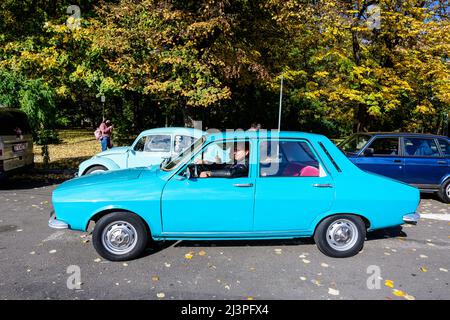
49,131,420,261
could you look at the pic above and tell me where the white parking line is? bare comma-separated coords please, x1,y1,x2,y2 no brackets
420,214,450,221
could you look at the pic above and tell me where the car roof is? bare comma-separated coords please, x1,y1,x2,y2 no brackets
139,127,205,136
354,132,449,139
206,130,326,141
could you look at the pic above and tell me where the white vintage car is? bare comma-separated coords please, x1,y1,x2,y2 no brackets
78,127,204,176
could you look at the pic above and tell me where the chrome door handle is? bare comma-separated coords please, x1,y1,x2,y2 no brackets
313,183,333,188
233,183,254,187
437,160,446,164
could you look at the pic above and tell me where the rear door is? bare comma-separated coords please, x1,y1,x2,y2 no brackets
355,136,405,182
402,137,447,186
253,139,334,232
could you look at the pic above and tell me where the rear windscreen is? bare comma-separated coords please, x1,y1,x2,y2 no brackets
0,109,32,135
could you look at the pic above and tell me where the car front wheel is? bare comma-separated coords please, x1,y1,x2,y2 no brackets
92,212,149,261
314,215,366,258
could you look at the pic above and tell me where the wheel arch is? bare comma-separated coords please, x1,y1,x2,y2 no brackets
87,208,151,237
313,213,371,236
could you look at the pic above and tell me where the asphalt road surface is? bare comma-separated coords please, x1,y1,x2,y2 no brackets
1,177,449,300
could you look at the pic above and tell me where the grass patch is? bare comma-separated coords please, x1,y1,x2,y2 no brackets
34,129,101,170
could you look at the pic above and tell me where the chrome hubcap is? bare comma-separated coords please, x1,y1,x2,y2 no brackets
446,184,450,198
90,169,105,174
102,221,137,255
326,219,358,251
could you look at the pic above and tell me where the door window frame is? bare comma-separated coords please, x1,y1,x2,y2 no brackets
172,138,256,180
133,134,173,153
400,137,443,159
359,136,401,158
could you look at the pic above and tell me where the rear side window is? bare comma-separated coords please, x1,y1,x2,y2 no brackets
260,140,322,177
403,138,440,157
0,109,32,135
367,138,399,156
438,139,450,156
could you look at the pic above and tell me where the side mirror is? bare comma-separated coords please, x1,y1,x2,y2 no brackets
363,148,374,157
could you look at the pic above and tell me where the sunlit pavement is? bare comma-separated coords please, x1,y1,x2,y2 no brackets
0,178,449,300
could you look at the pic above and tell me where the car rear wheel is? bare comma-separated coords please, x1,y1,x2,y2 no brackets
92,212,149,261
438,179,450,203
314,215,366,258
84,165,107,175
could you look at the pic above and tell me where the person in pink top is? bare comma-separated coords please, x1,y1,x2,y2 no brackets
99,120,113,151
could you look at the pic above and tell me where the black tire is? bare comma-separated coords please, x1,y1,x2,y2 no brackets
314,214,366,258
92,212,149,261
438,179,450,203
84,165,107,175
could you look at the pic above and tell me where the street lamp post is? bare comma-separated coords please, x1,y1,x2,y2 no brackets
101,95,106,121
278,74,284,133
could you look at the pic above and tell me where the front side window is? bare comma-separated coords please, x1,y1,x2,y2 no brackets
189,140,250,178
260,140,322,177
404,138,440,157
438,139,450,156
144,135,171,152
366,138,399,156
174,135,196,153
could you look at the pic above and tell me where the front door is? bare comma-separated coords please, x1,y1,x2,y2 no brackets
254,139,334,232
161,140,255,234
355,136,405,182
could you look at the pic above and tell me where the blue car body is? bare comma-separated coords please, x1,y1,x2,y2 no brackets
52,131,419,241
78,127,204,176
338,133,450,194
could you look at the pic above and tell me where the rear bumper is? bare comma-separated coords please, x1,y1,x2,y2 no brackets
48,211,69,229
403,212,420,225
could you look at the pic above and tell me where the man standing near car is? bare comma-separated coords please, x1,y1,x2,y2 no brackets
99,119,113,151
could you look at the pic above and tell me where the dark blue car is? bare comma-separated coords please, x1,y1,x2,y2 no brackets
338,133,450,203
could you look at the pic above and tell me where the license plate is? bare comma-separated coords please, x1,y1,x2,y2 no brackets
13,143,27,152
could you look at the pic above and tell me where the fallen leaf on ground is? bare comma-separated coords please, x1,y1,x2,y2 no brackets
439,268,448,272
198,250,206,256
49,250,56,254
328,288,339,296
152,276,160,281
392,289,406,297
320,263,329,268
156,293,165,299
384,280,394,288
185,252,194,260
274,249,282,254
302,259,310,264
94,258,101,262
420,267,427,273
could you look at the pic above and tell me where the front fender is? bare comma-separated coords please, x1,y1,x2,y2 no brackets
78,157,121,176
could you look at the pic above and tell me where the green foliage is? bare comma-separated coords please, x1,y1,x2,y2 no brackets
0,0,448,139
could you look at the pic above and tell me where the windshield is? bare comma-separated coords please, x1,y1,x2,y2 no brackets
338,134,372,154
161,136,206,171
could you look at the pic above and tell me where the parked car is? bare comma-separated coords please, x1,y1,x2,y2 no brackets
50,131,420,261
0,107,34,180
338,132,450,203
78,127,204,176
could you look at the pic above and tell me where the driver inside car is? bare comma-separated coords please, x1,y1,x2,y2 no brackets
195,142,249,178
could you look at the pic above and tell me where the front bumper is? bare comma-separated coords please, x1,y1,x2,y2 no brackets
403,212,420,225
48,211,69,229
